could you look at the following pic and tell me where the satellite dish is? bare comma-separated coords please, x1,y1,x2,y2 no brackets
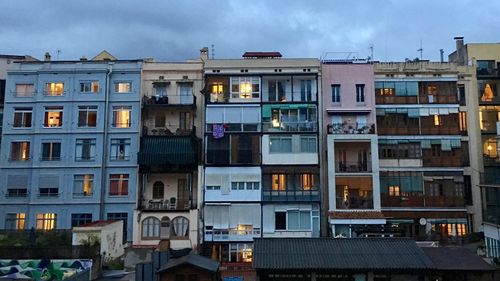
419,218,427,226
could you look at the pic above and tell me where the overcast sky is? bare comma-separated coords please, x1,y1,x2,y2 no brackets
1,0,499,62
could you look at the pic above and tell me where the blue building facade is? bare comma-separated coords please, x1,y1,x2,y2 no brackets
0,59,142,242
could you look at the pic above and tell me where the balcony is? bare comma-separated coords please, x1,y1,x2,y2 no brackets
206,92,230,103
139,173,194,211
481,185,500,225
139,199,192,211
328,123,375,134
418,95,458,104
262,189,320,202
422,156,464,167
335,161,372,173
477,68,499,77
420,125,460,135
142,125,196,137
375,95,418,105
381,195,465,208
142,94,196,107
480,172,500,185
138,136,199,172
262,122,317,133
335,176,373,210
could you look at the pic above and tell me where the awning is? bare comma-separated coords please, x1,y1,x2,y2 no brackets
138,136,198,166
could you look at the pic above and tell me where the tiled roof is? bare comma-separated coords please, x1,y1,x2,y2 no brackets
157,254,220,273
422,247,495,271
329,211,385,219
253,238,434,270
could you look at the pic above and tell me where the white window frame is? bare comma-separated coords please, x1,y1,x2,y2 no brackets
13,108,32,128
79,81,99,93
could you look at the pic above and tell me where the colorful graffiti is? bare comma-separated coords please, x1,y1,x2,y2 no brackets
0,259,92,280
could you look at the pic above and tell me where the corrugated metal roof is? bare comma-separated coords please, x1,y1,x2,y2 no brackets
253,238,434,270
138,136,197,165
157,254,220,273
422,247,495,271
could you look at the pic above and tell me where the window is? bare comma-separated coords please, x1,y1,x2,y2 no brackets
45,82,64,96
80,81,99,93
460,112,467,132
154,114,165,127
44,107,63,127
107,212,128,241
115,82,131,93
356,84,365,103
78,106,97,127
5,213,25,230
75,139,95,161
41,142,61,161
172,216,189,237
300,136,316,153
229,243,253,262
154,85,166,97
7,188,27,197
212,82,223,94
73,174,94,196
247,182,260,190
206,185,221,190
434,115,441,126
36,213,56,230
109,174,129,196
179,112,192,130
142,217,160,239
13,108,32,128
71,213,92,227
388,185,400,196
331,84,341,103
288,210,311,230
272,174,286,190
39,187,58,197
431,144,441,157
300,80,313,101
10,141,30,161
15,84,34,97
110,138,130,160
231,77,260,99
231,182,245,190
6,175,28,197
152,181,164,199
269,136,292,153
112,106,131,128
275,212,286,230
268,80,286,102
179,84,193,104
300,174,315,190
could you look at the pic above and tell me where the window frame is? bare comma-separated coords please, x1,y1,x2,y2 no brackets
114,82,132,93
112,106,132,128
331,84,341,103
73,174,94,197
45,82,65,96
109,174,129,196
79,81,99,94
77,106,98,128
41,141,61,161
43,106,64,128
13,107,32,128
110,138,131,161
75,138,96,161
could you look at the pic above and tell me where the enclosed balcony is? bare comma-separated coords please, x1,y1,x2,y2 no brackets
335,176,373,209
481,185,500,225
142,80,196,107
262,166,320,202
138,136,199,172
262,104,318,133
328,123,375,135
334,142,372,173
139,173,194,211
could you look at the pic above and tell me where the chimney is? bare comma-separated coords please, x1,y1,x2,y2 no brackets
440,49,444,63
44,52,51,62
454,36,465,65
200,47,209,61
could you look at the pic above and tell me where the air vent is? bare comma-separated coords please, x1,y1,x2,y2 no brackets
159,75,165,80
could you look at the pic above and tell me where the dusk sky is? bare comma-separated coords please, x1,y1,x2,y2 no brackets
1,0,499,62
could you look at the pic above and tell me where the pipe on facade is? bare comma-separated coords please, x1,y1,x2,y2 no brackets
99,63,113,220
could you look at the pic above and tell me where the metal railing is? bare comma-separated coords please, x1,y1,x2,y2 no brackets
328,123,375,134
262,121,317,132
142,125,196,136
262,189,320,202
335,161,372,173
142,94,196,106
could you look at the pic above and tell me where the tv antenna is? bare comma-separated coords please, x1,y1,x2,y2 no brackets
417,40,423,60
211,44,215,59
56,49,62,60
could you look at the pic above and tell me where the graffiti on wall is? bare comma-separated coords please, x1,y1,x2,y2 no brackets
0,259,92,280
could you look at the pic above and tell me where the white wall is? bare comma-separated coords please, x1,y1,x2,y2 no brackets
204,167,261,202
261,134,318,165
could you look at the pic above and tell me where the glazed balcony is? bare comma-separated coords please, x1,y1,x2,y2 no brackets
262,189,320,202
481,185,500,225
142,94,196,107
381,195,465,208
262,121,317,133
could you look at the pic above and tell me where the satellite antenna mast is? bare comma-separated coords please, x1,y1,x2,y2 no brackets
211,44,215,59
369,44,374,61
56,49,61,60
417,40,423,60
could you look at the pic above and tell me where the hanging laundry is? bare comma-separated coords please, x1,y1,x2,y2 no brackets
212,123,225,139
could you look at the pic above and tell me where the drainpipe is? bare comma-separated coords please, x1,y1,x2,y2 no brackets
99,64,113,219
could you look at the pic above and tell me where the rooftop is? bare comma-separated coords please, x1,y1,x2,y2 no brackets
157,254,220,273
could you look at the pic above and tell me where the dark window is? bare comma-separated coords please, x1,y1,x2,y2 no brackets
206,135,229,165
231,135,259,164
464,175,472,205
356,84,365,103
107,212,128,241
175,275,185,281
275,212,286,230
41,142,61,161
71,213,92,227
188,275,198,281
152,181,164,199
331,84,341,103
457,84,466,105
39,188,59,197
0,79,5,105
7,188,27,197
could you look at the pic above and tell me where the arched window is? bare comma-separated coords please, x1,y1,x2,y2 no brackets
141,217,160,239
172,216,189,237
152,181,164,199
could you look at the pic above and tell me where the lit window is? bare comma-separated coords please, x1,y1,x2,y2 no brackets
229,243,253,263
73,174,94,196
272,174,286,191
109,174,129,196
13,108,32,128
434,115,441,126
5,213,25,230
10,141,30,161
301,174,315,190
36,213,57,230
15,84,34,97
212,83,223,94
115,82,131,93
112,106,131,128
45,82,64,96
231,77,260,99
78,106,97,127
44,107,63,127
388,185,400,196
80,81,99,93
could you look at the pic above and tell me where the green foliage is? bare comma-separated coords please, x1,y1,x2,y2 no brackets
0,233,29,246
36,231,71,247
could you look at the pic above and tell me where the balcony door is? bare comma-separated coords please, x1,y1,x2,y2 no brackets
179,112,192,131
177,179,189,209
180,85,192,104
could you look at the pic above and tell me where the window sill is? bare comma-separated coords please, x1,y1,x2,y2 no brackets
12,127,33,129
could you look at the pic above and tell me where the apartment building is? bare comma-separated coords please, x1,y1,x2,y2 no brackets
374,61,471,240
201,52,321,267
132,53,205,249
322,61,385,238
0,55,142,242
449,37,500,258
